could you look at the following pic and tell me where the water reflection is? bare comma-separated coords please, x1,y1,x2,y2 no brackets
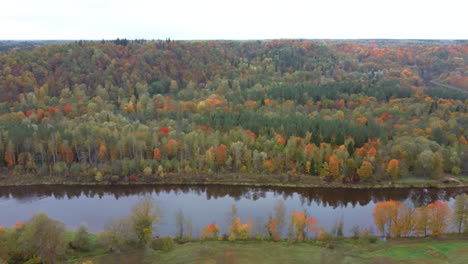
0,185,467,236
0,185,466,207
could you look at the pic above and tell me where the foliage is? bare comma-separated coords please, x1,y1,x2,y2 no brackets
290,211,318,241
0,39,466,185
129,197,161,245
151,236,175,251
18,213,67,264
373,200,452,237
452,194,468,234
71,223,91,251
228,218,252,241
201,222,220,240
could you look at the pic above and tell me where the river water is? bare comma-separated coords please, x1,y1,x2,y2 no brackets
0,185,466,237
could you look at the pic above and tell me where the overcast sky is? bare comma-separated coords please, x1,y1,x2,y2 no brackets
1,0,467,40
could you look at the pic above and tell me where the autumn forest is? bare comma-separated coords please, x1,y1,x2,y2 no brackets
0,38,467,264
0,39,466,186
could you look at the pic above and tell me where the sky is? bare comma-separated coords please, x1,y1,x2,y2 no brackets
1,0,467,40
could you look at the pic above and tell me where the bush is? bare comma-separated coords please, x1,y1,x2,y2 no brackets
368,236,378,243
95,172,103,182
110,175,120,183
70,163,83,173
128,175,138,182
143,167,152,176
71,224,91,251
151,236,175,251
451,166,461,175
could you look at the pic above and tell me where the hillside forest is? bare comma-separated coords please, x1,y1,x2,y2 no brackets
0,39,466,185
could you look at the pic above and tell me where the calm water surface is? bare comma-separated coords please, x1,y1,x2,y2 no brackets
0,185,466,237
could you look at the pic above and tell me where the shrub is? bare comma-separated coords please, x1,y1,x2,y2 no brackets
70,163,82,173
110,175,120,183
143,167,152,176
128,175,138,182
451,166,461,175
151,236,175,251
71,224,91,251
368,236,378,243
95,172,103,182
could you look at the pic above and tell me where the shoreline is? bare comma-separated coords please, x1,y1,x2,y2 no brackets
0,177,467,190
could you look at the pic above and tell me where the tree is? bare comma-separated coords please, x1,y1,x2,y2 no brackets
357,161,373,181
373,201,391,236
414,206,430,236
201,222,220,239
228,217,251,241
386,159,400,179
165,139,177,159
175,209,192,239
227,204,238,228
153,147,161,161
431,152,444,179
273,200,286,237
19,213,67,264
290,211,318,241
319,162,330,181
268,217,280,241
452,194,468,234
99,218,134,252
4,141,15,167
373,200,412,237
98,145,107,162
129,197,161,245
71,223,91,251
392,203,414,237
216,144,228,168
418,150,434,178
427,201,451,236
328,155,342,180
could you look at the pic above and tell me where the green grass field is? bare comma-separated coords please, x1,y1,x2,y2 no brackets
65,237,468,264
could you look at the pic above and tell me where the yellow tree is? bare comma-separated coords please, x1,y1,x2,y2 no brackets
290,211,318,241
414,206,430,236
328,155,342,181
391,203,414,237
427,201,451,236
357,161,373,181
228,218,251,241
373,200,411,237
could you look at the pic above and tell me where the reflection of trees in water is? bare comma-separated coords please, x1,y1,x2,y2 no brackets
0,185,466,206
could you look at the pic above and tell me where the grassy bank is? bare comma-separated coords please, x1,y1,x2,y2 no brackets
1,172,467,189
66,238,468,264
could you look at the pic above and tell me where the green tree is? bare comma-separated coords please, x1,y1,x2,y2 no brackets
129,197,162,245
19,213,67,264
99,217,134,252
453,194,468,234
71,223,91,251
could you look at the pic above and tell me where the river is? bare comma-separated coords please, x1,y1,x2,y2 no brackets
0,185,466,237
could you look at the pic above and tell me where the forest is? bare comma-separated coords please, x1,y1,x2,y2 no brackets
0,39,466,186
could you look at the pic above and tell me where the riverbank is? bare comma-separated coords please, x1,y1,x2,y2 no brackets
67,237,468,264
1,172,467,189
